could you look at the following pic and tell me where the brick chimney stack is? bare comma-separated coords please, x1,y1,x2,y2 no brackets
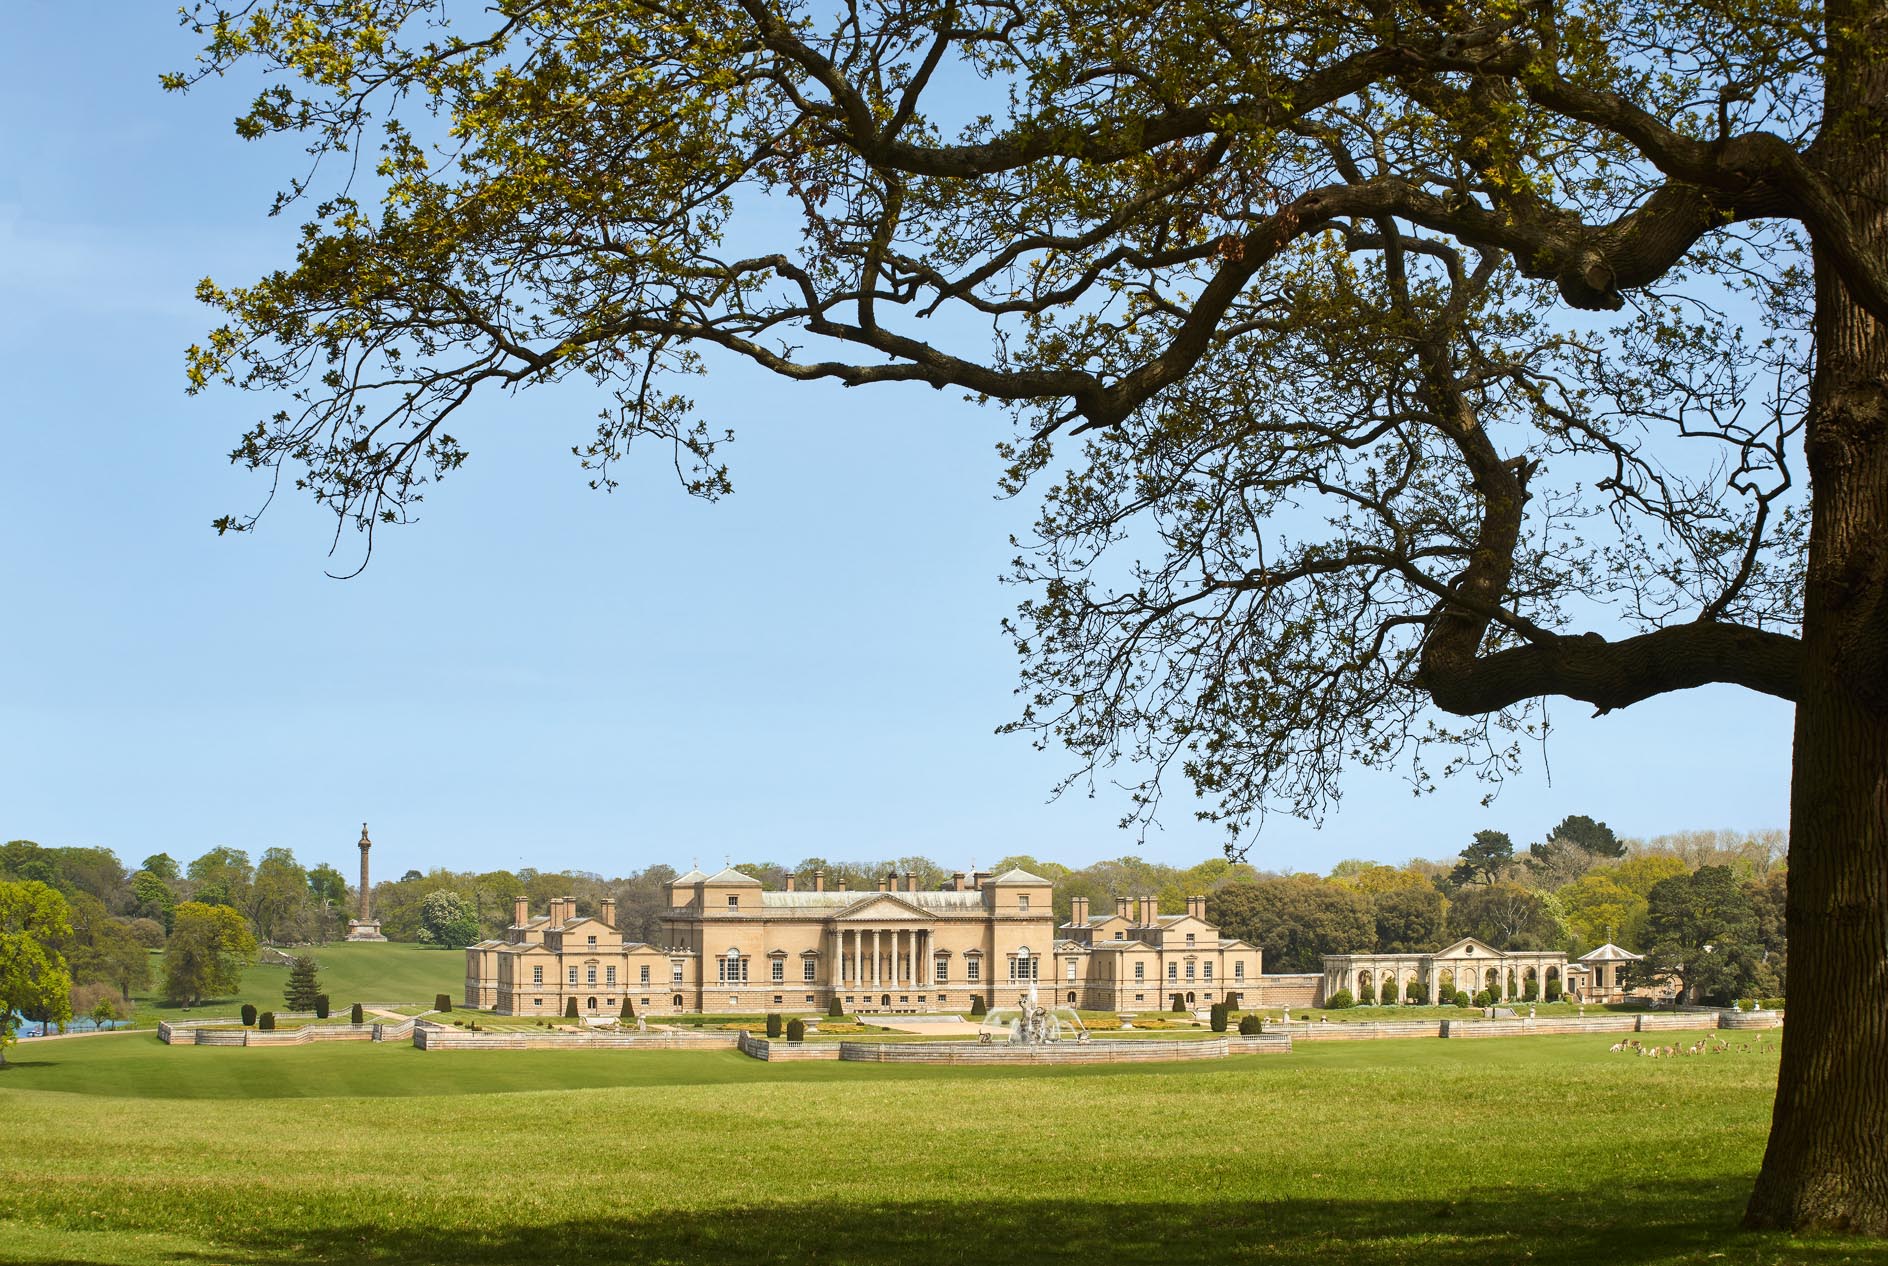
878,873,890,892
600,898,617,928
814,869,826,892
1116,897,1132,919
1071,896,1089,925
785,873,796,892
513,896,530,926
952,871,967,891
907,872,919,893
1186,895,1206,920
837,876,847,892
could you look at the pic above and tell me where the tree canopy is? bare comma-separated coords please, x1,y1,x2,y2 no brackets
0,881,74,1065
168,0,1888,1226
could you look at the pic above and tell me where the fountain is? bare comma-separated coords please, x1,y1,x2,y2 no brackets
977,982,1087,1045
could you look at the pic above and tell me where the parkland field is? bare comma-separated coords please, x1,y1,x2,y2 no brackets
4,1031,1885,1265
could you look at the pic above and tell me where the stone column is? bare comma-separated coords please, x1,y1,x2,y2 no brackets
872,929,881,988
357,824,373,920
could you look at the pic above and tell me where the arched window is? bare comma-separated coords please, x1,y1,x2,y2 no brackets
718,948,747,983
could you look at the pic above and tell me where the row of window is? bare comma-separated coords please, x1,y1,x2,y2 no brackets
524,954,1247,988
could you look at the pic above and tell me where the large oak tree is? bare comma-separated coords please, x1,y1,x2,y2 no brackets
173,0,1886,1229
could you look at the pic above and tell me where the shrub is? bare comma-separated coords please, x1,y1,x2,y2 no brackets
765,1013,784,1038
1325,989,1354,1010
621,996,635,1019
1453,990,1472,1008
785,1018,806,1042
1171,994,1186,1013
435,994,453,1013
828,995,845,1018
240,1003,257,1027
314,994,330,1019
1545,980,1562,1002
258,1011,276,1031
1209,1003,1228,1033
350,1003,364,1025
1522,981,1539,1002
564,997,579,1019
1356,979,1376,1005
1238,1014,1263,1036
1762,996,1786,1010
1473,989,1494,1008
969,996,987,1017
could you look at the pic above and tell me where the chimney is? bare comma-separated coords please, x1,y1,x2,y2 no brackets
1071,896,1089,925
1116,897,1131,920
907,872,919,893
600,898,617,928
1136,896,1156,924
513,896,530,926
814,869,826,892
561,896,577,925
837,877,847,892
785,873,796,892
1187,894,1205,920
972,870,990,888
878,873,890,892
952,871,967,892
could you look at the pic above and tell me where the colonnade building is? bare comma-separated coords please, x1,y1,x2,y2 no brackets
1320,938,1570,1006
463,866,1262,1016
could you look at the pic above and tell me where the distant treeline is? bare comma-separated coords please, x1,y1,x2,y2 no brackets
2,815,1788,1009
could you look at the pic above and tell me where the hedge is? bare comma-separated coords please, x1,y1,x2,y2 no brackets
257,1011,276,1031
435,994,453,1013
1237,1014,1263,1036
785,1018,806,1042
765,1013,784,1038
240,1004,257,1027
1325,989,1354,1010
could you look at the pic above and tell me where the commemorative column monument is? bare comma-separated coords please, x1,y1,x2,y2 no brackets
345,822,388,941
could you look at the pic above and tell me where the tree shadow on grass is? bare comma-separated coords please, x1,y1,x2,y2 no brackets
152,1185,1888,1266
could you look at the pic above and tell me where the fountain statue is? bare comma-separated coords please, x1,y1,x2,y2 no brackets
978,982,1087,1045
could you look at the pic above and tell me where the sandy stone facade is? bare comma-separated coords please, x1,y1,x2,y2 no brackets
1056,895,1263,1011
465,866,1262,1016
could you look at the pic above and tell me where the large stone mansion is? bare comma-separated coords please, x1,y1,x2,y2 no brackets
463,865,1263,1016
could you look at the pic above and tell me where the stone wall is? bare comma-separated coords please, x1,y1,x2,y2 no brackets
837,1038,1235,1064
412,1027,740,1051
736,1031,842,1060
1253,974,1323,1007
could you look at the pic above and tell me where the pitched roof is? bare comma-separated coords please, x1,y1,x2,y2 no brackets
989,867,1052,885
671,868,707,884
702,867,762,885
1579,941,1643,962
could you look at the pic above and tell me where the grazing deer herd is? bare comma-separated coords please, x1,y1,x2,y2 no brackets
1608,1034,1771,1059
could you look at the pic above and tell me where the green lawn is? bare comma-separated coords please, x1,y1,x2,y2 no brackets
247,940,466,1008
1,1030,1882,1265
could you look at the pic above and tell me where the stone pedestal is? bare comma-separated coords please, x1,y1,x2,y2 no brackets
346,919,387,942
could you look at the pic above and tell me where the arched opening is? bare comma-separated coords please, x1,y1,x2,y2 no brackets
1545,966,1562,1001
880,993,891,1007
587,996,597,1011
1186,991,1196,1004
671,993,684,1009
1067,990,1077,1004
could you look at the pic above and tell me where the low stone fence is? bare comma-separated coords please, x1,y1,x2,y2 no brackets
736,1032,843,1061
837,1038,1236,1064
1719,1010,1784,1030
158,1021,380,1046
1276,1019,1447,1041
1226,1034,1293,1055
412,1027,741,1051
1253,974,1323,1008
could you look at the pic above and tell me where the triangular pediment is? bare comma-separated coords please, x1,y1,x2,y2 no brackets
1435,936,1505,959
832,893,933,921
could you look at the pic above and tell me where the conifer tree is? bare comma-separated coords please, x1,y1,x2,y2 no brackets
283,955,321,1011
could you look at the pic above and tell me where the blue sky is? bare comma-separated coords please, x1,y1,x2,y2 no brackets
0,6,1795,882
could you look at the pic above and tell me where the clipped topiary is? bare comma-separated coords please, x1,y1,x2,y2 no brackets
785,1018,806,1042
1209,1002,1228,1033
828,995,844,1018
1454,990,1472,1008
969,996,987,1017
1325,989,1355,1010
1473,989,1494,1008
240,1003,257,1027
1357,979,1375,1005
621,996,635,1020
565,997,579,1019
765,1013,784,1038
435,993,453,1013
314,994,330,1019
350,1003,364,1025
258,1011,276,1031
1238,1014,1263,1036
1406,978,1426,1004
1171,994,1186,1013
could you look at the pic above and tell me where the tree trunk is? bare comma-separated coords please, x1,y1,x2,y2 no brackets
1745,0,1888,1229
